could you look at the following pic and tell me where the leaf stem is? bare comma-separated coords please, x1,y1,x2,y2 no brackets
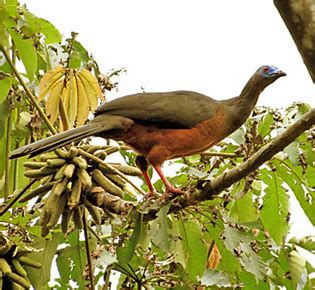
82,209,95,290
78,148,147,196
59,98,71,131
0,43,57,135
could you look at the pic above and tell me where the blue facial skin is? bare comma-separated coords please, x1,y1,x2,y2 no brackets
257,65,284,78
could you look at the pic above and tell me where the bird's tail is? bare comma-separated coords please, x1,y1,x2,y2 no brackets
9,115,133,159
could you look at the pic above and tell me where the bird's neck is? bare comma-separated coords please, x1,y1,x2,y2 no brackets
222,76,264,135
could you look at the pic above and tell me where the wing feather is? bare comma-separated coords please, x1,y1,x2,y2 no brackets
95,91,220,128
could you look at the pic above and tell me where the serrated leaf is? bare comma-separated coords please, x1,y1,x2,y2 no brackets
148,205,172,252
260,168,289,244
291,236,315,253
273,159,315,225
46,78,64,122
179,217,208,281
288,250,306,286
200,269,231,287
38,65,64,101
205,221,240,276
222,225,266,279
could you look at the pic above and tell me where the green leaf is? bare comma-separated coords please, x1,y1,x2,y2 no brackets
223,224,266,279
26,233,63,290
301,141,315,166
148,205,172,253
4,18,37,80
205,220,240,275
0,75,12,102
288,250,306,287
22,9,61,44
117,212,143,266
290,236,315,253
230,181,258,223
258,112,273,138
0,23,9,47
284,141,300,165
229,127,245,144
260,168,289,244
273,159,315,225
69,40,90,68
179,217,208,281
56,231,87,288
200,269,231,287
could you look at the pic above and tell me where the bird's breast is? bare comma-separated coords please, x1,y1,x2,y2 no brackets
113,106,227,161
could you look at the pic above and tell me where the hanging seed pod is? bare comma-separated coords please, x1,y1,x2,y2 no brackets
68,178,82,210
67,146,78,159
77,169,92,188
19,182,54,203
92,169,123,197
84,198,101,225
23,161,46,169
46,158,67,167
63,164,76,179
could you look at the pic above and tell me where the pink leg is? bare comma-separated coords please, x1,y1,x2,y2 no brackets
153,166,183,194
141,169,156,197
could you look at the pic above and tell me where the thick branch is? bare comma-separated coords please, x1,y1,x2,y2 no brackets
90,108,315,217
274,0,315,82
192,108,315,202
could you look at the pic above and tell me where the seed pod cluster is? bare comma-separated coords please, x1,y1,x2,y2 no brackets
0,236,41,289
21,144,141,236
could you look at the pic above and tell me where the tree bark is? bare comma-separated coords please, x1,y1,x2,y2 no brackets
274,0,315,82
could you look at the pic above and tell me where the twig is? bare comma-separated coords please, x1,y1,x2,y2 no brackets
78,149,147,196
82,209,95,290
200,151,244,158
4,105,12,200
0,44,57,134
0,179,37,216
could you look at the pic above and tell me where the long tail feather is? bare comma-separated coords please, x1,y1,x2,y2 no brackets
9,115,133,159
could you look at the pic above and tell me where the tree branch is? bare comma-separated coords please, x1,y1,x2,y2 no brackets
88,108,315,217
274,0,315,82
190,107,315,202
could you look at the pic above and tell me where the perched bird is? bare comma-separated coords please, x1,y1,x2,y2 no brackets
10,65,286,196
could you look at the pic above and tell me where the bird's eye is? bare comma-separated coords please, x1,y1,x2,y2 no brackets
263,66,269,73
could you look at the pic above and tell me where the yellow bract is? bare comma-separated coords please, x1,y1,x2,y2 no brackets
38,66,104,126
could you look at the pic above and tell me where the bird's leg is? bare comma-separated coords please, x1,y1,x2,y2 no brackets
153,165,183,195
135,156,156,197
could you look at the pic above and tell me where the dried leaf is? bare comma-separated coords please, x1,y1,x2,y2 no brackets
76,72,98,111
46,79,64,122
74,72,90,126
65,71,78,127
78,68,103,101
39,66,64,101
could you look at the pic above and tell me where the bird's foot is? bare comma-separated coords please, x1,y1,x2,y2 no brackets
144,190,158,199
160,186,184,202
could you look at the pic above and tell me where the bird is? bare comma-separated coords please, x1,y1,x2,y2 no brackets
10,65,286,196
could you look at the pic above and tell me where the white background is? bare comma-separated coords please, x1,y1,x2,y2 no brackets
26,0,315,262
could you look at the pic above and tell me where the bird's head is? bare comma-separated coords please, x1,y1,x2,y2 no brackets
240,65,286,98
255,65,286,86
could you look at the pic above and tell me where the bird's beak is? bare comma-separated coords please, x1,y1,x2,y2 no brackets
271,69,286,78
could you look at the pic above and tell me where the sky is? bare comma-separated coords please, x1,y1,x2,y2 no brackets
25,0,315,262
27,0,314,108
